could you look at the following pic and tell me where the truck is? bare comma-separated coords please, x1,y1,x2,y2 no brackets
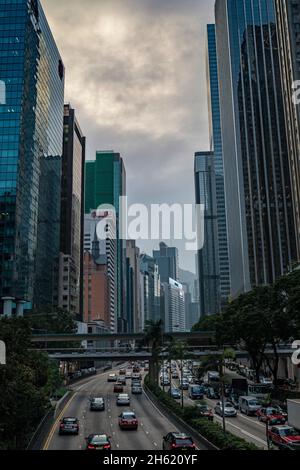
207,371,220,384
287,399,300,431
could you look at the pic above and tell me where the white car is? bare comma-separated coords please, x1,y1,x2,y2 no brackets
215,402,237,417
260,377,273,385
116,393,130,406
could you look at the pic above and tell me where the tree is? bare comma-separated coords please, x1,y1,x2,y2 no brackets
143,320,164,384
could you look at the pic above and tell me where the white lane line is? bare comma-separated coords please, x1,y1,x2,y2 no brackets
213,415,267,446
238,413,266,429
154,442,158,447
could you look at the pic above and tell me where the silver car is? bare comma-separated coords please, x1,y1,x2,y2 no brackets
215,402,237,417
116,393,130,406
90,397,105,411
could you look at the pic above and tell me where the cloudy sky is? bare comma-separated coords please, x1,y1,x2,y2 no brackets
42,0,215,273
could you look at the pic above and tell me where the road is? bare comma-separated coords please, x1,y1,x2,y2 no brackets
44,365,205,451
168,364,269,449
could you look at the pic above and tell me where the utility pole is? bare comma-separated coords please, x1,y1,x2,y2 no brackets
220,360,226,434
181,357,184,408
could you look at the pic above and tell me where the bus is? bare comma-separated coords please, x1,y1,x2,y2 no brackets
247,383,272,400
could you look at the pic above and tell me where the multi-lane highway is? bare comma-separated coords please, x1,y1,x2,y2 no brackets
44,365,205,451
169,364,269,449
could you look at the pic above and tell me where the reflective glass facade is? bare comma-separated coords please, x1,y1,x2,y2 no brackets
195,151,220,316
0,0,64,307
206,24,231,308
216,0,297,296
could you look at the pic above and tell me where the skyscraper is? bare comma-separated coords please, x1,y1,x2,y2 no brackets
161,278,186,333
85,151,127,331
206,24,231,308
276,0,300,258
56,104,85,318
194,151,220,316
0,0,65,312
140,254,161,327
126,240,141,333
215,0,298,297
153,242,179,283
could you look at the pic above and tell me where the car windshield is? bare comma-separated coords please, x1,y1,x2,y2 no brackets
63,418,76,423
225,403,233,408
122,412,135,419
93,398,103,403
249,400,260,406
280,428,299,437
266,408,278,415
90,435,108,444
118,394,129,399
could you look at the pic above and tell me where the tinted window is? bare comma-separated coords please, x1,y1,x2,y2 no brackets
174,438,193,446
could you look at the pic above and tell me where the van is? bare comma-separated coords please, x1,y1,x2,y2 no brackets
239,396,262,416
188,385,204,400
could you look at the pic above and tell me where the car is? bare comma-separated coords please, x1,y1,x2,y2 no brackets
196,404,214,421
132,384,143,394
116,393,130,406
267,425,300,447
119,411,138,430
172,372,179,379
107,373,117,382
85,434,111,450
169,388,181,399
133,365,140,373
162,432,196,450
188,385,204,400
179,380,189,390
132,373,142,381
119,368,126,375
206,387,220,400
144,366,149,372
271,405,288,420
117,376,126,385
126,371,132,379
214,402,237,417
114,383,124,393
239,396,261,415
90,397,105,411
256,407,286,425
228,394,239,410
59,417,79,435
160,377,170,386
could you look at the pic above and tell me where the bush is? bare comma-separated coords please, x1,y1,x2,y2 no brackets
144,375,260,451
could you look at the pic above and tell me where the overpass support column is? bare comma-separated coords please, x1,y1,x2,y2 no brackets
1,297,14,317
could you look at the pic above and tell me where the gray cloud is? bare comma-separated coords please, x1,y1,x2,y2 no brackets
41,0,215,271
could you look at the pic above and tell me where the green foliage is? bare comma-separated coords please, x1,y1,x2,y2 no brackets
0,317,63,449
144,375,260,450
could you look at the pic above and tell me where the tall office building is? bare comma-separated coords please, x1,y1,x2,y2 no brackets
215,0,298,297
0,0,65,313
195,151,220,316
126,240,141,333
161,278,186,333
276,0,300,258
206,24,231,308
153,242,179,283
56,104,85,318
83,211,117,331
85,151,127,331
140,254,161,328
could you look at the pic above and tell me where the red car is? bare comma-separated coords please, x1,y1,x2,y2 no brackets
267,425,300,447
119,411,138,430
256,407,286,425
114,383,124,393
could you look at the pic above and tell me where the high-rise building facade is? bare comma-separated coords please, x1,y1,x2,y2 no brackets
85,151,126,331
195,151,220,316
56,104,85,318
276,0,300,259
126,240,141,333
153,242,179,283
140,254,161,328
215,0,298,297
206,24,231,308
161,278,186,333
83,211,117,332
0,0,65,312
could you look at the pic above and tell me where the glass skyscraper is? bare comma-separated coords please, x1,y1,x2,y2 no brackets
194,151,220,316
215,0,298,297
206,24,231,308
0,0,65,309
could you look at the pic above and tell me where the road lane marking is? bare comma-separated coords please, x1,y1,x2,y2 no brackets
43,392,78,450
213,415,267,447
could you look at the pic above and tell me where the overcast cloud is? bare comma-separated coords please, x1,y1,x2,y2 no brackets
42,0,215,272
